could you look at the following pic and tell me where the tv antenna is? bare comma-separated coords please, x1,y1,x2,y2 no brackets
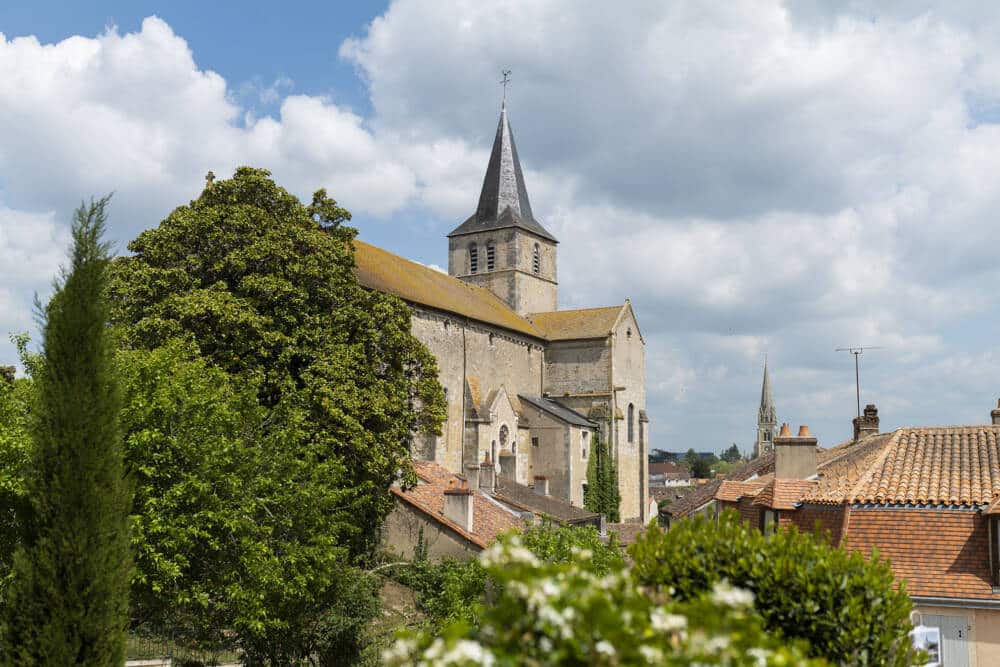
835,346,883,418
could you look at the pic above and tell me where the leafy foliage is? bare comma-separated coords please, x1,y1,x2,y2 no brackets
107,167,446,557
630,510,917,666
2,198,133,665
682,448,713,478
721,443,742,463
393,521,624,630
104,168,446,658
0,365,31,599
584,428,621,521
386,534,823,666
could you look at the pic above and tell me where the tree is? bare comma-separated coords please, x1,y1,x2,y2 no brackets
386,533,823,666
0,348,32,601
107,168,445,657
584,427,621,521
2,198,133,665
721,443,742,463
683,448,712,478
630,511,917,666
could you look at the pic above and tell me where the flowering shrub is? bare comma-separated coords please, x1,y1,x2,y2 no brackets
384,535,822,666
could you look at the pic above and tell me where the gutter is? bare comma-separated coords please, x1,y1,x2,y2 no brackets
912,595,1000,610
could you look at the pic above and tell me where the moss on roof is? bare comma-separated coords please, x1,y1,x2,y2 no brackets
352,240,543,338
528,305,625,341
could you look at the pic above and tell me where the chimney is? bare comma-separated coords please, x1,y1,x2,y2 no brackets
533,475,550,496
464,464,481,491
499,451,517,480
852,404,880,442
774,423,817,480
443,479,474,533
479,453,495,492
992,399,1000,426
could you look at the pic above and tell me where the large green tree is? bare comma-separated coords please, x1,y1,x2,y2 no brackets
2,198,133,665
107,168,445,657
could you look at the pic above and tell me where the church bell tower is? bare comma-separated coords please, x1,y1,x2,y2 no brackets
447,103,558,315
755,359,778,458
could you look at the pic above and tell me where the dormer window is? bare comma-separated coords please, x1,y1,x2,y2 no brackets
532,244,540,274
469,243,479,273
486,242,496,271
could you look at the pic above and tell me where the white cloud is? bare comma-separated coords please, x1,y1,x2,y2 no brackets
2,5,1000,449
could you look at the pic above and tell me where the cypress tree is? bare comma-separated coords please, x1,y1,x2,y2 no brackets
2,198,132,665
584,424,621,522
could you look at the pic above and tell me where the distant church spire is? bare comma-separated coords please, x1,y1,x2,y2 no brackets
755,358,778,458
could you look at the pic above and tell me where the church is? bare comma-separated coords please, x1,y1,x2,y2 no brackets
353,104,651,522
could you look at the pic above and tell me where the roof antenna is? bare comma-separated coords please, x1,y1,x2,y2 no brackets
835,346,884,419
500,69,511,108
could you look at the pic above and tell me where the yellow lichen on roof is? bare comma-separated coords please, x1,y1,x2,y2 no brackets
528,305,625,341
352,239,542,338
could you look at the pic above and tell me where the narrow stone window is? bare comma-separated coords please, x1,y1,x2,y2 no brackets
582,431,589,459
628,404,635,443
532,437,539,448
469,243,478,273
486,241,496,271
499,424,509,448
532,243,540,274
489,333,495,347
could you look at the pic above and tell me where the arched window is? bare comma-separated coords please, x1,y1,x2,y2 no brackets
486,241,496,271
469,243,479,273
532,243,541,274
628,404,635,443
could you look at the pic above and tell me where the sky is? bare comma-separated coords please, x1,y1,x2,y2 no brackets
2,1,1000,454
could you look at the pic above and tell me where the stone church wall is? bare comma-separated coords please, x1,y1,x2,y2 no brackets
543,339,611,397
520,403,574,501
409,306,544,475
612,308,647,522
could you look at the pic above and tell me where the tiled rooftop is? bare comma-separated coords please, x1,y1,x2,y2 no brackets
754,479,818,510
716,479,768,502
493,477,600,524
804,426,1000,506
528,305,626,341
392,461,524,549
353,240,542,338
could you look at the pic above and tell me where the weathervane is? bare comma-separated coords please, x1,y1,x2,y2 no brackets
500,69,512,106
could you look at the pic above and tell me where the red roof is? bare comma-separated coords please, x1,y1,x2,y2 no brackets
391,461,524,549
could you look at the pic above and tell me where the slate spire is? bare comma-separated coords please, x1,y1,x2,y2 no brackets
759,358,776,424
448,104,557,242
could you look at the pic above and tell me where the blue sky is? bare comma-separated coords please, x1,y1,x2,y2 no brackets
2,1,1000,453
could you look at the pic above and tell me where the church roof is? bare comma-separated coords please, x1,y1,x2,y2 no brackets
519,395,596,427
528,305,626,341
447,106,557,243
352,239,543,339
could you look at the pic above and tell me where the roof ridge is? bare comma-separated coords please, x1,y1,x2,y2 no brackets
844,430,901,503
528,304,626,316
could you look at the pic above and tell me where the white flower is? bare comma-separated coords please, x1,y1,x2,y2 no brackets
571,546,593,560
711,580,755,608
650,608,688,633
381,637,417,666
747,648,770,666
595,640,616,656
704,636,731,653
440,640,495,666
639,645,664,663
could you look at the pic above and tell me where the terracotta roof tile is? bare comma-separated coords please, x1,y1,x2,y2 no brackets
846,508,999,600
353,240,543,339
804,426,1000,506
753,479,818,510
716,479,768,502
393,461,524,549
528,305,625,341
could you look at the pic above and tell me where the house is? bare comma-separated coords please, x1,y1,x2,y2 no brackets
649,461,691,487
692,401,1000,667
383,458,603,560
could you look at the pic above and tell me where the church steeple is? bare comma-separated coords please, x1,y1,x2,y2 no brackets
755,358,778,458
448,105,556,243
447,102,559,315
